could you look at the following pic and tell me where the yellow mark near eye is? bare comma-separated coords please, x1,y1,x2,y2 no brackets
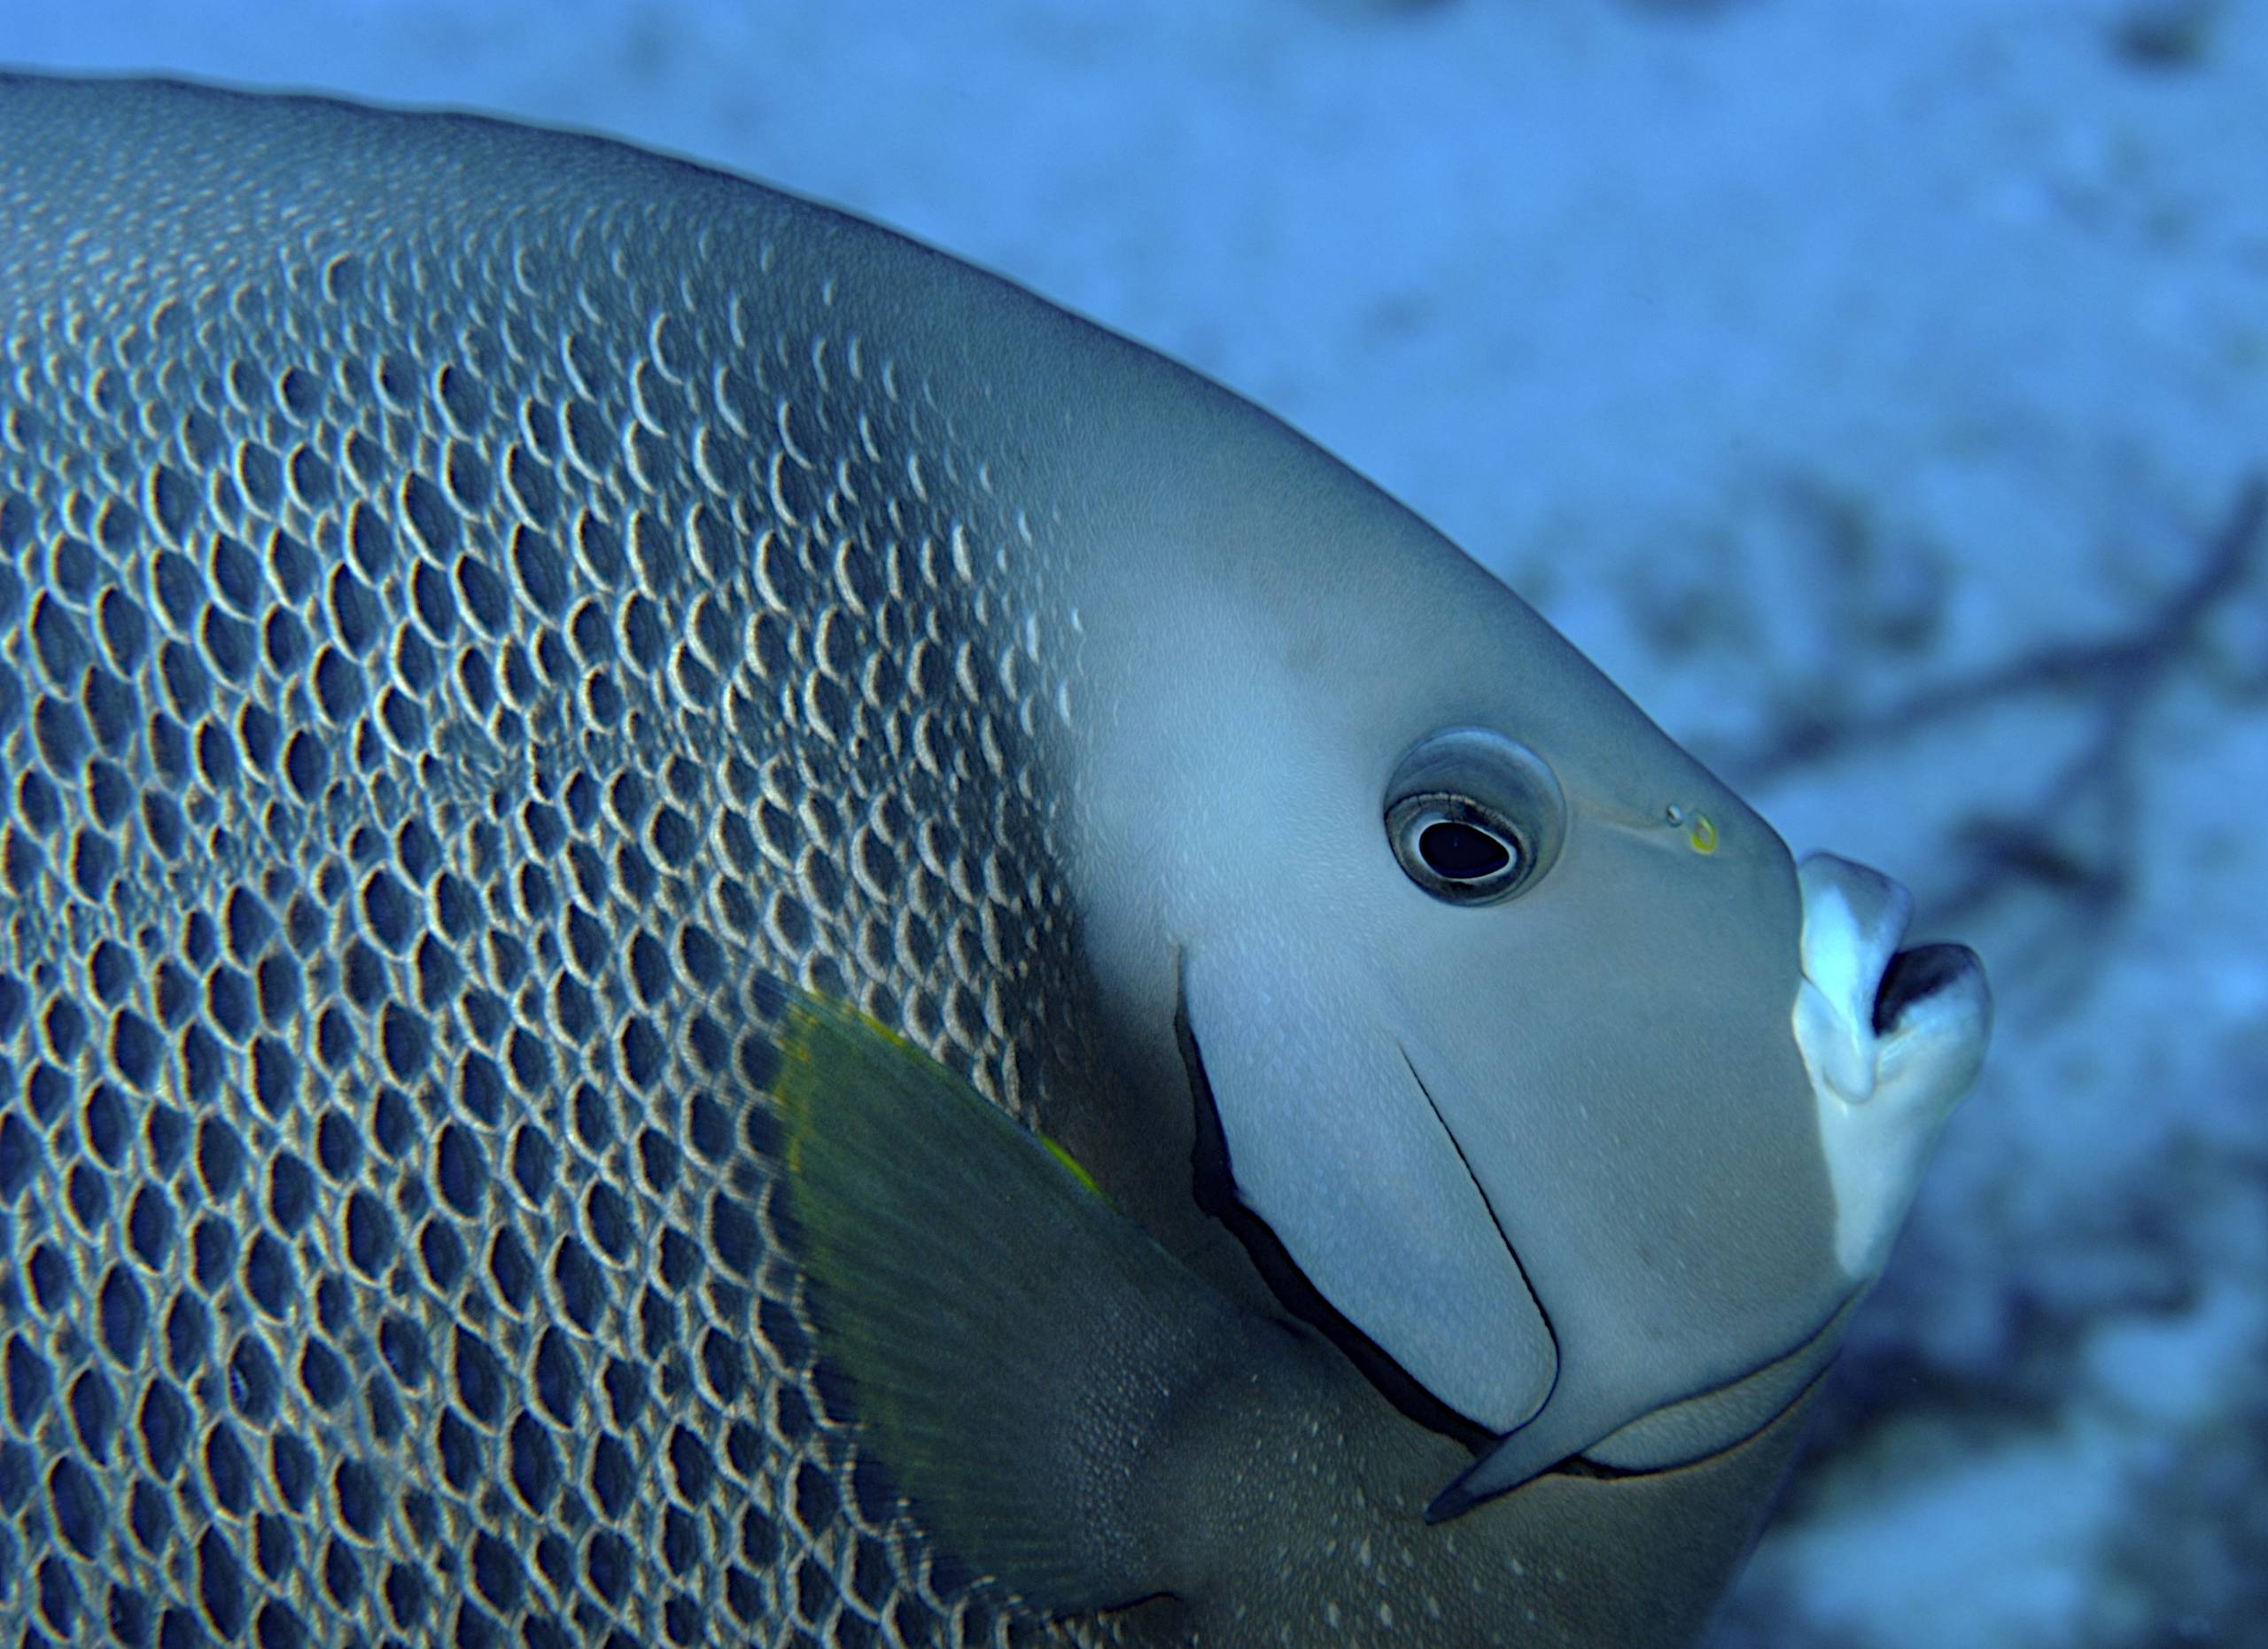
1660,803,1719,854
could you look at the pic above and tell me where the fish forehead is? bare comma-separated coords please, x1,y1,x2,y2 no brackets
0,75,1103,1644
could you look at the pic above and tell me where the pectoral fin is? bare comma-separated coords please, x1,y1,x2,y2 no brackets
768,994,1312,1616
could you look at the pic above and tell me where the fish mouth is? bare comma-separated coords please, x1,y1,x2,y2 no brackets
1873,942,1980,1034
1790,852,1991,1282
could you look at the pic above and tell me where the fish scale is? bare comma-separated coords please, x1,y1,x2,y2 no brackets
0,74,1095,1647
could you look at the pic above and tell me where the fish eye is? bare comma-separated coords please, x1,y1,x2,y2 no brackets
1389,795,1524,899
1383,728,1565,906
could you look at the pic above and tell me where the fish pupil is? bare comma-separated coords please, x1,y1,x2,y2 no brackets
1418,820,1511,881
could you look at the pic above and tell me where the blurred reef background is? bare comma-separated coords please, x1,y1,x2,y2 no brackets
8,1,2266,1644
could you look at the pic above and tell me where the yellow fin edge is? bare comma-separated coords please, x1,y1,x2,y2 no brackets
771,993,1108,1203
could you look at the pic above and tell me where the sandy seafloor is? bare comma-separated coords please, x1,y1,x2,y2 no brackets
7,1,2266,1644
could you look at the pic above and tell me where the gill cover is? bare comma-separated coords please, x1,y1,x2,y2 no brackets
1182,941,1557,1435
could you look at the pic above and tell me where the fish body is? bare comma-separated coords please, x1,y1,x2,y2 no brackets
0,74,1987,1646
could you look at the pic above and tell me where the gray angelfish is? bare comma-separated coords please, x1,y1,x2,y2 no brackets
0,73,1987,1647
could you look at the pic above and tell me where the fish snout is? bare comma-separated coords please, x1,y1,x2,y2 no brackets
1790,852,1991,1281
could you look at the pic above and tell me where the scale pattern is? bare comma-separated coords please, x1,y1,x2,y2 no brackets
0,79,1099,1647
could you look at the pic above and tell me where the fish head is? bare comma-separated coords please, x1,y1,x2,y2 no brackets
1068,455,1989,1513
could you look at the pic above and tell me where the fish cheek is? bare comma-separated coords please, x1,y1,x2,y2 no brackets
1176,989,1495,1451
1176,940,1557,1438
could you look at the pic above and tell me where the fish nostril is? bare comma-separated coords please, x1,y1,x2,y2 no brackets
1871,943,1975,1034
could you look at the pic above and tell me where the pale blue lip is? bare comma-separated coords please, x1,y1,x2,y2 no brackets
1794,852,1991,1282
